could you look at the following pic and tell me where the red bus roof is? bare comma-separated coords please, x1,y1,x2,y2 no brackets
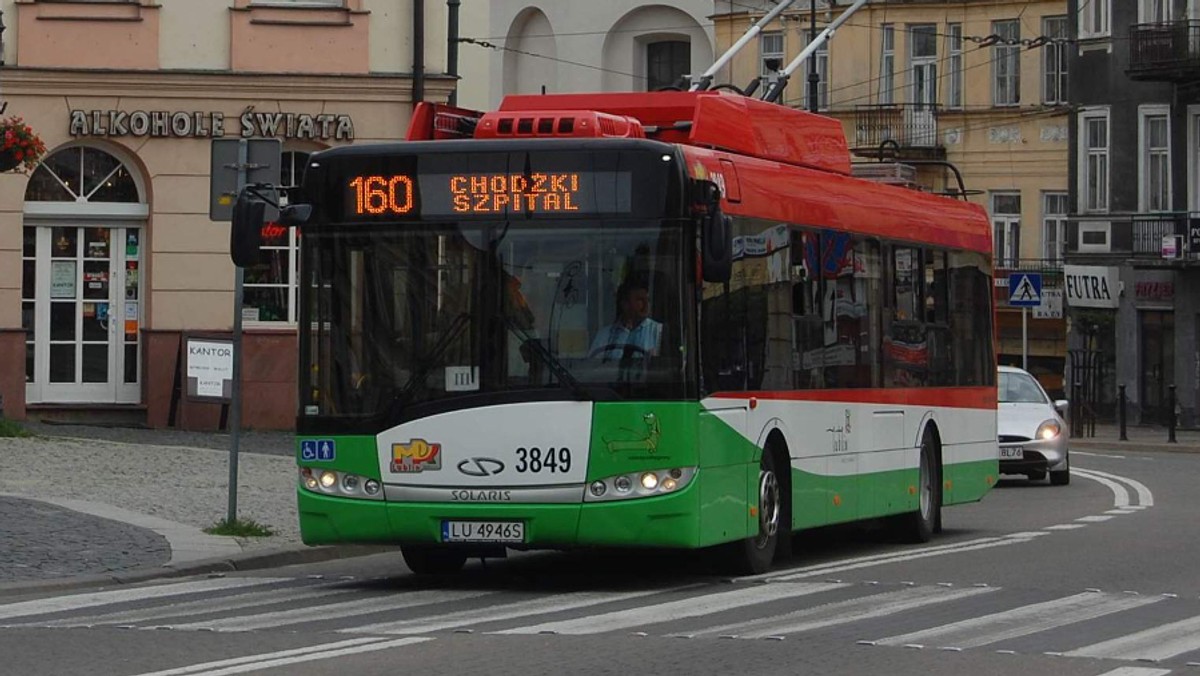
406,91,991,253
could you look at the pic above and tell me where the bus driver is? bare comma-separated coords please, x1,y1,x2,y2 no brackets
588,278,663,361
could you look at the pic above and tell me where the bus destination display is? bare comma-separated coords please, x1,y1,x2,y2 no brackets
342,169,631,220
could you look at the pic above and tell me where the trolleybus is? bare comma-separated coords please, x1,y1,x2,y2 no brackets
231,90,998,574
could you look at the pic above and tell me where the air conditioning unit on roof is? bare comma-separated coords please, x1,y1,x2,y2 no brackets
851,162,918,188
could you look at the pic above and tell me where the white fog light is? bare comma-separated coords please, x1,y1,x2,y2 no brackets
319,471,337,488
640,472,659,490
590,481,607,497
614,476,633,493
341,474,360,492
304,477,319,490
364,479,381,495
662,477,678,491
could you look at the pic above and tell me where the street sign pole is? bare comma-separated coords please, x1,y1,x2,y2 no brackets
228,139,247,526
1022,309,1032,372
210,137,279,526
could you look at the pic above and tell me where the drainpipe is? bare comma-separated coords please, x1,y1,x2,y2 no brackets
447,0,460,105
413,0,425,104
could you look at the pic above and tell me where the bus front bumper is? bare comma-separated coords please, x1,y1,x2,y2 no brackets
297,486,702,550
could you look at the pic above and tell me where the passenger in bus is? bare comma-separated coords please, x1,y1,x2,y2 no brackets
588,278,662,362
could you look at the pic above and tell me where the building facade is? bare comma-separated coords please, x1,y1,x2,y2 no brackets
1066,0,1200,426
711,0,1071,395
456,0,714,110
0,0,454,429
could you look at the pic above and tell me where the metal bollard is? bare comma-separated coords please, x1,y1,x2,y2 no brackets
1168,384,1177,443
1118,384,1127,441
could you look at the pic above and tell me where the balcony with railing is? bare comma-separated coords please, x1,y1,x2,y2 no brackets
1066,212,1200,260
1127,20,1200,81
852,104,944,160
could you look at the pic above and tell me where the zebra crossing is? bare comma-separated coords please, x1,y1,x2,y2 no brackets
4,573,1200,671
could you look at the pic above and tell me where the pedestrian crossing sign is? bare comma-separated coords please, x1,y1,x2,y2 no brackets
1008,273,1042,307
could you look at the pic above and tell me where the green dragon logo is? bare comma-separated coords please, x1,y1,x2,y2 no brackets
604,413,662,454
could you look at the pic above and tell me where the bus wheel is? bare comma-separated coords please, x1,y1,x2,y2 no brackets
731,451,783,575
401,545,468,575
900,432,940,543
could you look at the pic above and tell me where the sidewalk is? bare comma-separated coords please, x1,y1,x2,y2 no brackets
1069,422,1200,453
0,422,384,594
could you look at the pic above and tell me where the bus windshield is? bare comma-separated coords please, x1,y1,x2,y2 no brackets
301,219,691,425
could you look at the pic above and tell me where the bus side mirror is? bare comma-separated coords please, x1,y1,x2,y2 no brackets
697,179,732,283
702,212,733,283
230,191,266,268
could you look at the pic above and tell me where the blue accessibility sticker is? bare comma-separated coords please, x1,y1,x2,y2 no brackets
300,439,336,462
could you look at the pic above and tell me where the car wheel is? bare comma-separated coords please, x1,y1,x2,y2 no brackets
401,545,468,575
1050,453,1070,486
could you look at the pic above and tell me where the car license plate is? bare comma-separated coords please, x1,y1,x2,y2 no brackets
1000,446,1024,460
442,520,525,544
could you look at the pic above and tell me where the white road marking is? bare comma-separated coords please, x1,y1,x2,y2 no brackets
1075,515,1114,523
166,589,493,632
342,588,676,635
1043,524,1086,531
496,582,845,635
1090,668,1171,676
126,636,432,676
688,585,996,639
739,536,1010,582
766,535,1042,581
1076,468,1155,507
1072,469,1131,509
0,577,290,622
1074,452,1125,459
1065,614,1200,662
1106,509,1140,515
36,584,361,628
875,592,1162,649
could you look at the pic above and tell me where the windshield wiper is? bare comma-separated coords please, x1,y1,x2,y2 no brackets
501,315,603,401
388,312,471,413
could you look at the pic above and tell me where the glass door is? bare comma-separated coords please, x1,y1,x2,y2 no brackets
1140,310,1174,425
31,224,141,404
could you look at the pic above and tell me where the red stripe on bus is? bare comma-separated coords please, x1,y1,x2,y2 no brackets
709,387,997,410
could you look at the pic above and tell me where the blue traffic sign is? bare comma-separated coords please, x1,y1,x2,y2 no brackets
1008,273,1042,307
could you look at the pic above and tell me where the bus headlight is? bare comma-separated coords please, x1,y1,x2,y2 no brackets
584,468,696,502
299,468,384,501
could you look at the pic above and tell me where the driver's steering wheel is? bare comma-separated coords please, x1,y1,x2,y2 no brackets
589,343,649,360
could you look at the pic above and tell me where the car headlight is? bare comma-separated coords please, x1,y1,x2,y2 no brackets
584,467,696,502
1036,420,1062,441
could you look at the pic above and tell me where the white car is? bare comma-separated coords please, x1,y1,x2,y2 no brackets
998,366,1070,485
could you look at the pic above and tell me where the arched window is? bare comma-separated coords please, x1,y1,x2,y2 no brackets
26,146,140,203
243,150,310,324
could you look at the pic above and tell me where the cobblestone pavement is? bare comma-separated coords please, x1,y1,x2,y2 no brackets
20,420,295,457
0,496,169,582
0,429,302,585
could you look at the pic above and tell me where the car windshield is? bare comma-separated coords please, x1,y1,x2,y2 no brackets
998,371,1049,404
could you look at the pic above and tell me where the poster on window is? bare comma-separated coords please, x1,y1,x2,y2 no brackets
51,261,77,298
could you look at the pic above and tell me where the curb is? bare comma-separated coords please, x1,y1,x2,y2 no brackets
0,544,392,599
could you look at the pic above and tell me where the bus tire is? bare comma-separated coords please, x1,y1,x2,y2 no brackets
729,449,784,575
401,545,468,575
900,431,940,544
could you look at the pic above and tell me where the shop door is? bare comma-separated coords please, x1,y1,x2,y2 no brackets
32,225,142,404
1140,310,1174,424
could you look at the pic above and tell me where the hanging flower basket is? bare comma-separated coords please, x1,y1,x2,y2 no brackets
0,117,47,174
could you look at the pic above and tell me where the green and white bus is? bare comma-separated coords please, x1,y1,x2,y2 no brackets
232,91,998,575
